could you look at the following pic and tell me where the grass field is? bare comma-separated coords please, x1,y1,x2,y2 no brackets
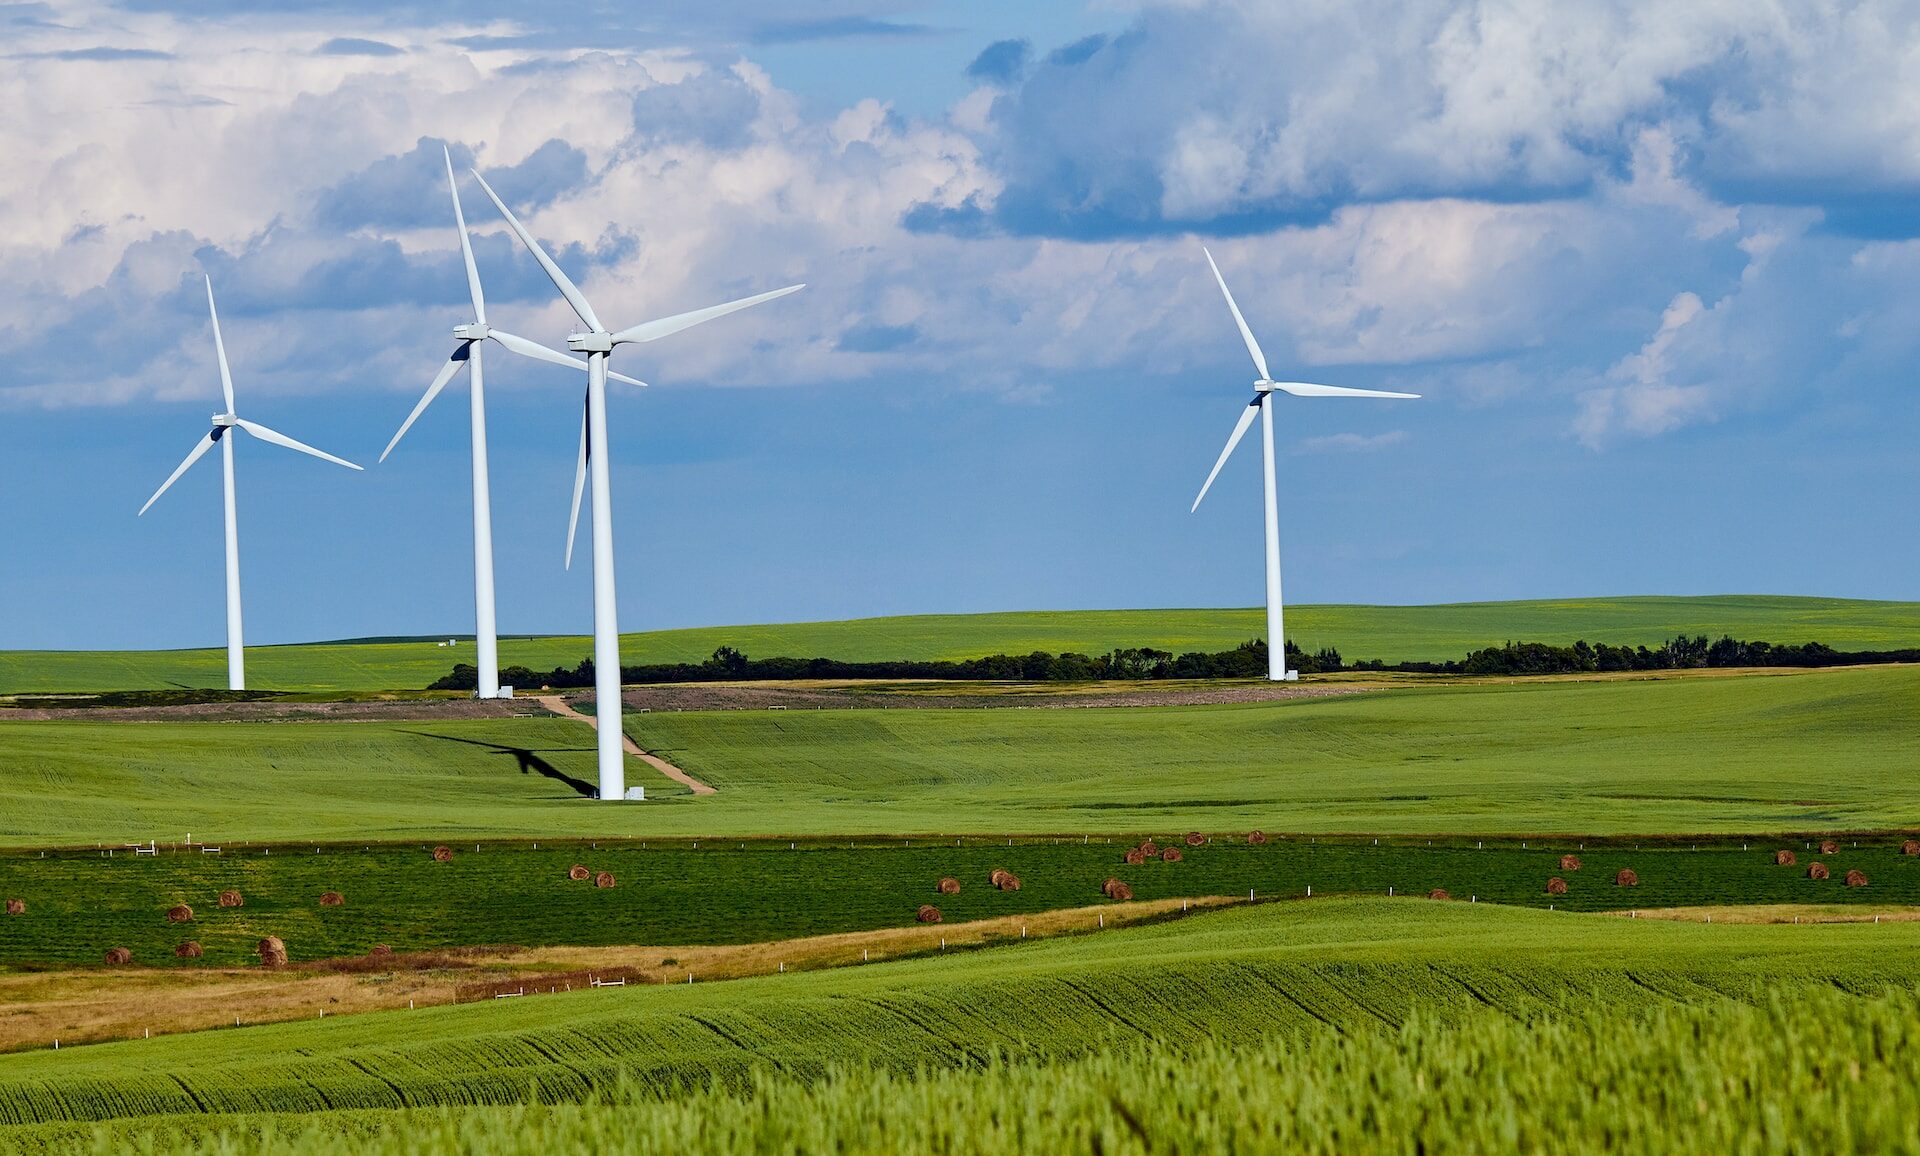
2,664,1916,845
4,595,1918,693
4,835,1916,968
2,899,1918,1135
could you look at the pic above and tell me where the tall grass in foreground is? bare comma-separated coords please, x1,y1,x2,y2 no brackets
32,988,1920,1155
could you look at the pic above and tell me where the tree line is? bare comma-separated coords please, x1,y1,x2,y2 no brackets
427,633,1917,691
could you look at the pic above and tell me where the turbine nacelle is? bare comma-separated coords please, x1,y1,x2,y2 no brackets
567,331,615,353
452,322,491,342
211,413,238,427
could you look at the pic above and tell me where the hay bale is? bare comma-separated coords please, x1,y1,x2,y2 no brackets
165,904,193,923
1183,832,1204,847
103,947,132,965
5,899,24,916
1807,862,1830,880
217,890,244,908
1774,849,1797,867
1161,848,1183,863
1428,889,1450,901
1123,848,1147,866
1845,868,1868,888
1248,830,1267,845
1137,840,1157,858
318,891,344,908
1819,839,1840,855
1559,855,1582,871
594,871,616,889
916,904,943,924
1614,868,1639,887
257,936,287,967
432,846,453,863
937,876,962,895
368,944,393,957
989,868,1012,887
1102,878,1133,901
174,941,203,959
568,864,591,881
1546,877,1568,895
1902,840,1920,857
996,872,1021,892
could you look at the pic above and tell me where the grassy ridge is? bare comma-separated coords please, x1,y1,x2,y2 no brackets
2,900,1918,1129
4,595,1919,692
4,837,1917,967
18,991,1920,1154
2,665,1917,845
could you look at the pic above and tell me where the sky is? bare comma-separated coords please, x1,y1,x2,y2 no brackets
1,0,1917,651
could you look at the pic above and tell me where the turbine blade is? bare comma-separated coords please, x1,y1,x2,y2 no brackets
468,168,601,333
206,277,235,413
445,146,485,324
233,418,363,471
1202,248,1270,382
488,329,648,386
380,346,469,462
609,284,805,345
1270,381,1420,399
565,394,588,570
1191,400,1262,513
138,430,218,515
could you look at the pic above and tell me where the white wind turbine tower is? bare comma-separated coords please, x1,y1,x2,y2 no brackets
379,147,645,700
139,277,364,690
470,167,804,801
1189,248,1417,681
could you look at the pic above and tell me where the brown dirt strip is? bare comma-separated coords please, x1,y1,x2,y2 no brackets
0,898,1232,1054
533,695,716,795
0,697,545,723
1602,903,1920,924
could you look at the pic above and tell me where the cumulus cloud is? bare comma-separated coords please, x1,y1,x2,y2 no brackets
1299,430,1409,453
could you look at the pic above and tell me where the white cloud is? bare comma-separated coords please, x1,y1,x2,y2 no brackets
1299,429,1409,453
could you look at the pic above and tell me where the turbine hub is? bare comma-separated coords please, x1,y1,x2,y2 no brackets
452,322,490,341
567,331,614,353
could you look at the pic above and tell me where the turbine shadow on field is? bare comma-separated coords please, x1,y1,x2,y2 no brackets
401,730,598,798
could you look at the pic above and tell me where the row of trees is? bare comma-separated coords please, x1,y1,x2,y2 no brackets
427,634,1916,690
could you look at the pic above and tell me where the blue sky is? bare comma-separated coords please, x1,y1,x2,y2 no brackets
2,0,1917,650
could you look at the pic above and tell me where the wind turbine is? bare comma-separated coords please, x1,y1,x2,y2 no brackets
378,147,645,700
470,167,804,801
1189,247,1417,681
139,277,364,691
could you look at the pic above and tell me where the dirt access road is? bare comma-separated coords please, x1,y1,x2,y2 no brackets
533,695,715,795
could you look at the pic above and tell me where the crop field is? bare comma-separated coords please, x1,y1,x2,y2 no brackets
2,836,1917,969
3,595,1917,693
1,900,1918,1136
3,664,1917,845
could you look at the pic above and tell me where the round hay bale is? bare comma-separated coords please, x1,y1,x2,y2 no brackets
4,898,24,916
1184,832,1204,847
318,891,344,908
1123,848,1146,866
937,876,962,895
568,864,591,881
432,845,453,863
1807,862,1830,880
1161,848,1183,863
1102,878,1134,901
165,904,193,923
1428,889,1450,901
217,890,243,908
1139,840,1159,857
916,904,943,924
1614,868,1639,887
1546,877,1568,895
1819,839,1840,855
1774,849,1797,867
594,871,616,889
103,947,132,965
989,868,1012,887
257,937,287,967
368,944,393,957
1559,854,1582,871
1902,840,1920,857
996,872,1022,892
1845,868,1868,888
174,940,203,959
1247,830,1267,845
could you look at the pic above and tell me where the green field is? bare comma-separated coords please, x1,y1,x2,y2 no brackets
2,900,1918,1137
2,665,1916,845
5,595,1918,693
4,836,1914,967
